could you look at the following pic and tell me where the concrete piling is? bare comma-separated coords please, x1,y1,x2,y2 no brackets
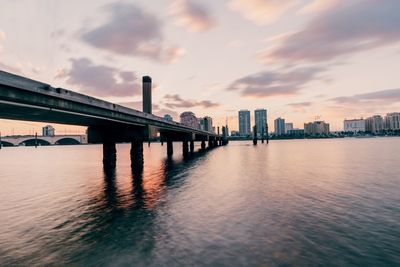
130,141,144,170
190,140,195,153
182,141,189,156
201,140,206,150
103,140,117,168
253,125,258,145
167,140,173,156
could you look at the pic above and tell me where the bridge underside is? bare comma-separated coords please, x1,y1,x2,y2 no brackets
0,71,226,168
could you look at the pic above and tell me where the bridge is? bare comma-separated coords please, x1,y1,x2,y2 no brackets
0,135,87,146
0,70,228,168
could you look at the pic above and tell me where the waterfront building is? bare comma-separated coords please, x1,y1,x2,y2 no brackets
199,116,213,132
163,114,173,122
230,131,240,137
365,115,384,133
287,129,304,137
385,112,400,130
285,123,293,133
42,125,55,136
180,112,199,129
254,109,267,137
304,121,330,135
274,118,285,135
238,110,251,136
344,119,365,132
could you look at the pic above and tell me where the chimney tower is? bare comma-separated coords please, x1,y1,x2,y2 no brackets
142,76,152,114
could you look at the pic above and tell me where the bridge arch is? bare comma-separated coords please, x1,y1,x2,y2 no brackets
55,137,81,145
0,141,14,147
19,139,51,146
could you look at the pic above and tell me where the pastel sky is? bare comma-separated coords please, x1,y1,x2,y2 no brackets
1,0,400,134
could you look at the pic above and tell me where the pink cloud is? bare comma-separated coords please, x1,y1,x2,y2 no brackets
170,0,216,32
227,67,326,98
259,1,400,63
228,0,300,25
65,58,140,97
82,3,183,63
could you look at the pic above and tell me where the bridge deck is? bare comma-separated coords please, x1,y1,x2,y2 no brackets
0,71,217,138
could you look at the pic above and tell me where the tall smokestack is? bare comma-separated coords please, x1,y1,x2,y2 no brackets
142,76,152,114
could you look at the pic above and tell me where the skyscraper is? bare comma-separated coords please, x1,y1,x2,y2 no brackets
254,109,267,137
238,110,251,136
274,117,285,135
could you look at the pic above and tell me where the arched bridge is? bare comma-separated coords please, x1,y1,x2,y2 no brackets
0,135,87,147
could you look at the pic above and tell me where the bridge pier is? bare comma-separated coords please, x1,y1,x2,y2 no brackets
103,140,117,168
190,140,195,153
182,141,189,156
130,140,144,170
167,140,173,156
253,125,258,145
201,140,206,150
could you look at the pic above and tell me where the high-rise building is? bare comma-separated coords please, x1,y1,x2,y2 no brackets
365,115,384,133
254,109,267,137
285,123,293,133
199,116,213,132
344,119,365,132
180,112,199,129
304,121,330,135
385,112,400,130
42,125,55,136
274,118,285,135
238,110,251,136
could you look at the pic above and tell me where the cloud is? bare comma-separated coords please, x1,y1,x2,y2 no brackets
228,0,300,25
227,67,326,98
330,88,400,104
81,3,182,63
163,94,219,108
259,1,400,63
164,46,186,64
118,101,179,119
298,0,339,14
287,101,312,108
0,31,23,75
0,31,5,50
170,0,216,32
65,58,140,97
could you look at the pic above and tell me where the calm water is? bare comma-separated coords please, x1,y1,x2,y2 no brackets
0,138,399,266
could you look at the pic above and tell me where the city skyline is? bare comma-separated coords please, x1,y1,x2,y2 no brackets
1,1,400,134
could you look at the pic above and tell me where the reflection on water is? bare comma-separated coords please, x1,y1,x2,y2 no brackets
0,139,400,266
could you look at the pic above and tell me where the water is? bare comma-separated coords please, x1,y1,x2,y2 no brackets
0,138,399,266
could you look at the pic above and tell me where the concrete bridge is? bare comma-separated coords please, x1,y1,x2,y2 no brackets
0,135,87,146
0,70,228,168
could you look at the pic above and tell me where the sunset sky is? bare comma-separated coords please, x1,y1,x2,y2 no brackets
1,0,400,134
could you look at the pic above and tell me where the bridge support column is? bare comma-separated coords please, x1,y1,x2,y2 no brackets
253,125,258,145
103,140,117,168
167,140,173,156
131,141,144,170
190,140,195,153
201,140,206,150
182,141,189,156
